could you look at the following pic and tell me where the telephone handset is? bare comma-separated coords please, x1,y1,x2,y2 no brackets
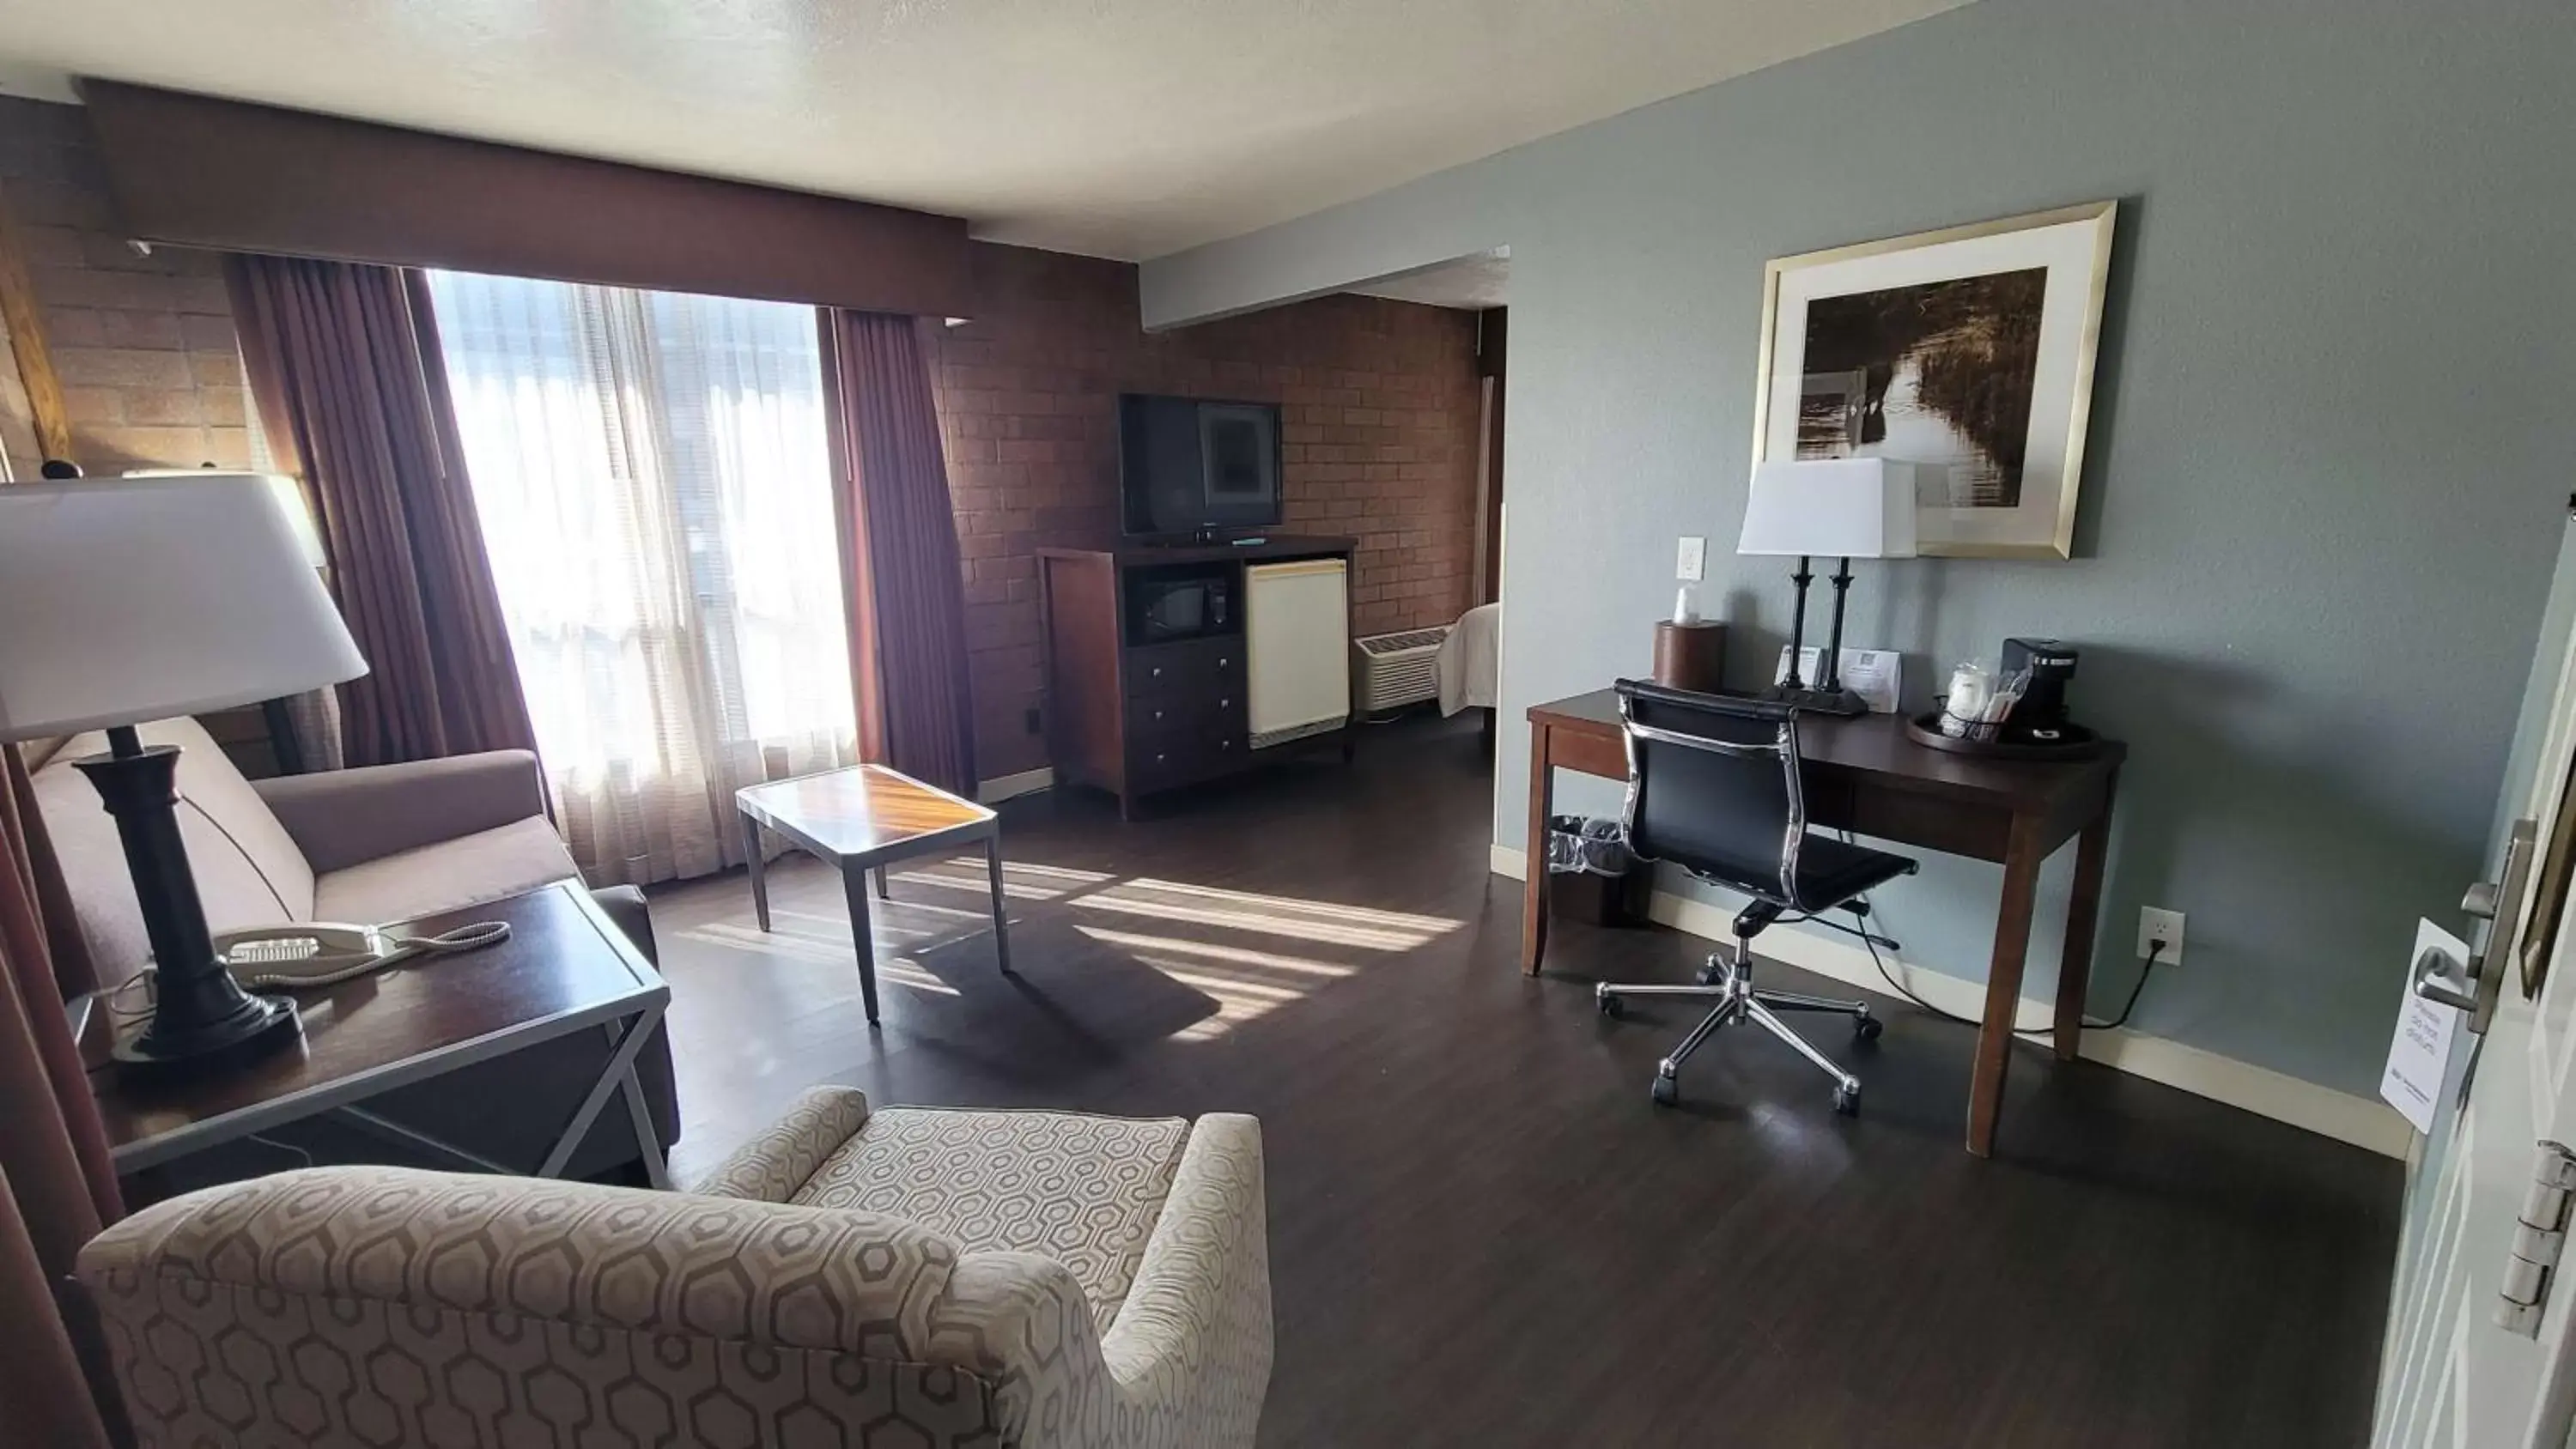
212,919,515,990
213,923,405,989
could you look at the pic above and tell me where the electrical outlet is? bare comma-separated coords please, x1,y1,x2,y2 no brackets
2137,906,2185,965
1675,536,1706,582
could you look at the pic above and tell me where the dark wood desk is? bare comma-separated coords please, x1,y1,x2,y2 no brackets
1522,688,2124,1157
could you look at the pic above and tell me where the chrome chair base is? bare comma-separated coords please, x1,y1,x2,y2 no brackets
1596,937,1880,1115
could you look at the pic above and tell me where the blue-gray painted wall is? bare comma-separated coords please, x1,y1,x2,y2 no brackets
1139,0,2575,1094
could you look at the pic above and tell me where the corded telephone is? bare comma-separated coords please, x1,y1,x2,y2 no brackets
210,920,516,990
212,923,404,989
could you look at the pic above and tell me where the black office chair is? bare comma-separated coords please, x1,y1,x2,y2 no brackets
1595,680,1919,1114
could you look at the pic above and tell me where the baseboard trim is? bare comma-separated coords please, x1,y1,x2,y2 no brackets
978,767,1054,804
1489,844,2409,1159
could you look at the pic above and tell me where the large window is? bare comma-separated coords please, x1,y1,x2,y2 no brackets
426,271,854,884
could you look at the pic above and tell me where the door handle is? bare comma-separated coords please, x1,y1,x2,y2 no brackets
2451,818,2541,1034
2415,945,2478,1013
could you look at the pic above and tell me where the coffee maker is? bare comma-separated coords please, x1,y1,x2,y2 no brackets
2000,638,2080,743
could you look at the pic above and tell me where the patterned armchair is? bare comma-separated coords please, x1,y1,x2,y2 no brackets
76,1088,1271,1448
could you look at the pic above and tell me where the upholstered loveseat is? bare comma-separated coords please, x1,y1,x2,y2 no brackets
28,715,678,1176
77,1088,1272,1448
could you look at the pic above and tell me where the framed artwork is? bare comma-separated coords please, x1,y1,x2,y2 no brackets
1752,200,2117,559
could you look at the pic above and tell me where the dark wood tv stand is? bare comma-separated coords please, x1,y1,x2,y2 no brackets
1039,536,1357,817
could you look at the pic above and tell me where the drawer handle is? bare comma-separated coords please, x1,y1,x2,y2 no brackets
1221,740,1233,750
1151,666,1163,678
1218,657,1230,669
1153,708,1164,721
1220,697,1230,708
1156,751,1167,762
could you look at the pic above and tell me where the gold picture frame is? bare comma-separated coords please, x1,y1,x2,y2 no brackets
1750,200,2117,560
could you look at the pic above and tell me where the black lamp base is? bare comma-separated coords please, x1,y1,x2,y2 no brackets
1760,683,1870,717
112,992,301,1085
76,728,307,1087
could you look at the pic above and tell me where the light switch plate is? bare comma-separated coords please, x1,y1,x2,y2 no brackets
1676,536,1706,582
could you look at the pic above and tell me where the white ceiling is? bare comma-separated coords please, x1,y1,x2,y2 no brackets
1350,250,1510,311
0,0,1969,262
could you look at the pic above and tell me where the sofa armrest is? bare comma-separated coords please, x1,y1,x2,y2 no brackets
686,1085,872,1201
1098,1114,1273,1448
251,750,548,873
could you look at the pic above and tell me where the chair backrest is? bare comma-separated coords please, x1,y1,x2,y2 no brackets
1615,679,1804,905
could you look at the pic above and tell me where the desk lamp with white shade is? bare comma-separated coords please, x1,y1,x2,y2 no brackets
1736,457,1919,716
0,473,366,1082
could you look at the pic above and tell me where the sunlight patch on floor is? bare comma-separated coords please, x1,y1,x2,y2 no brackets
1076,924,1358,1041
1073,878,1462,951
890,858,1115,901
1076,925,1358,979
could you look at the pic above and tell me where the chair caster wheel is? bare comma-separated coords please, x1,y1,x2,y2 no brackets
1832,1084,1861,1116
1597,991,1625,1020
1854,1015,1884,1042
1651,1074,1679,1106
1697,959,1727,986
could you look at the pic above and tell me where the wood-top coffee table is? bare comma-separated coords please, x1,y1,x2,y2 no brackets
736,763,1012,1023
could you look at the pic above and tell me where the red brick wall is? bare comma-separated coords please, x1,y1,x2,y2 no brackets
933,244,1482,779
0,98,255,476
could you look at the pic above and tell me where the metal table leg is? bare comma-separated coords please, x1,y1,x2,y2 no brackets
742,811,771,931
986,834,1013,975
844,863,882,1024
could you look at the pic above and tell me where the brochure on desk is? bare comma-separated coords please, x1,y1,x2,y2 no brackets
1773,647,1902,714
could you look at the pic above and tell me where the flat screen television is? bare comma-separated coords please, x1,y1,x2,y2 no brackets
1118,394,1283,538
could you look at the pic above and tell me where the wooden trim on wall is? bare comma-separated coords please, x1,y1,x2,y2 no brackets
81,82,977,318
0,180,74,466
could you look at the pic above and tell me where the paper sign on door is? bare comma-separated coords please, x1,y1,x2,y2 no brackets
2381,919,2470,1136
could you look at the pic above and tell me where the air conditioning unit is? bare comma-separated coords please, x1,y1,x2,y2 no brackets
1352,626,1450,715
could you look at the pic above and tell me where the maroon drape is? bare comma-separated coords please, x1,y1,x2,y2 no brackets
821,310,978,797
0,746,123,1449
226,255,536,767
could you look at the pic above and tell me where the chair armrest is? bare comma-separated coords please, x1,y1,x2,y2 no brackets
251,750,548,873
76,1165,1118,1447
77,1166,957,1354
685,1085,872,1201
1099,1114,1273,1446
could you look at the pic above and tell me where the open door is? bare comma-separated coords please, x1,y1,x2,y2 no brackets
2376,515,2576,1447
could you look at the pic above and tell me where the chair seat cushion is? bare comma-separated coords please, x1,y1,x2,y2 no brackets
1791,833,1917,909
791,1107,1191,1329
312,815,576,926
1688,831,1915,910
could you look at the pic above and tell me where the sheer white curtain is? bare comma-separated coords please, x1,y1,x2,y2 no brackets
425,271,855,885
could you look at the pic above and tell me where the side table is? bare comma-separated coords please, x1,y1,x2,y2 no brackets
91,882,671,1188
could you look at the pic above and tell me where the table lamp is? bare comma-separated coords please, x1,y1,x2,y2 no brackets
0,473,367,1082
1737,457,1918,715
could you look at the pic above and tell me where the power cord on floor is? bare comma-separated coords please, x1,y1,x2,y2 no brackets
1848,904,2166,1039
1816,824,2166,1038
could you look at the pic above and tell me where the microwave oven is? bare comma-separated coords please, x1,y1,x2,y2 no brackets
1131,571,1236,643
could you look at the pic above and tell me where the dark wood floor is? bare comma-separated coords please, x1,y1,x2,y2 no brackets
648,712,2400,1448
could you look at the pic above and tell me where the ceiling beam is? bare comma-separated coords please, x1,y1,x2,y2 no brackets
0,180,75,469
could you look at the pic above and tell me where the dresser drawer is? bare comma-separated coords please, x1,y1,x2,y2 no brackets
1131,689,1248,740
1128,722,1247,791
1126,638,1246,703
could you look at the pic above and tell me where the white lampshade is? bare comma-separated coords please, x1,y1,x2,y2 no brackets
1737,458,1920,560
126,470,326,568
0,474,367,741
